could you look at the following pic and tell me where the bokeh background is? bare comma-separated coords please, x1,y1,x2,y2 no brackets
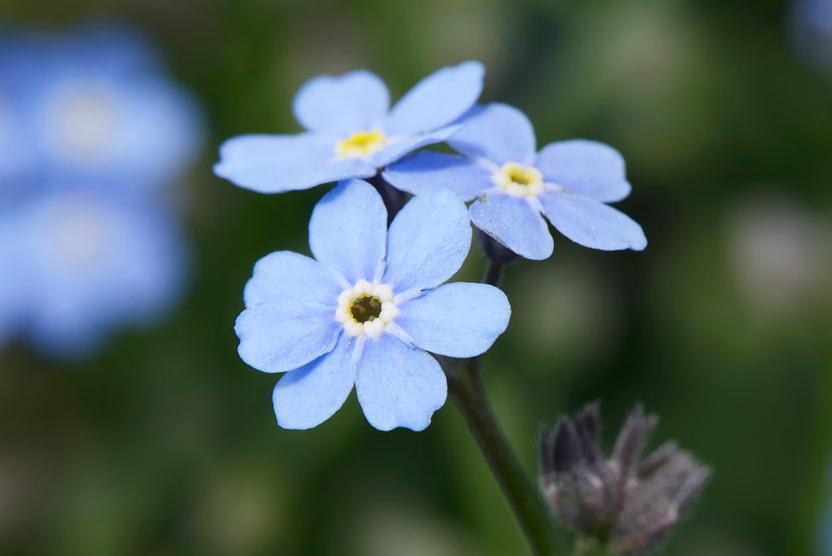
2,0,832,554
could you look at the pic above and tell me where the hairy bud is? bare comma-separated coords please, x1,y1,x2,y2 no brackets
539,403,709,555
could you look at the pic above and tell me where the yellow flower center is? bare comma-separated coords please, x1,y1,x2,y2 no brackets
335,129,387,159
493,162,545,197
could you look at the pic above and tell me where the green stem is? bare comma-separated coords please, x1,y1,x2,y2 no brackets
447,358,558,556
445,260,558,556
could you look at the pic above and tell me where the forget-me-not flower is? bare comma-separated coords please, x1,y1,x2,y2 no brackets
792,0,832,69
0,25,202,194
3,186,189,357
214,62,484,194
235,179,510,431
384,103,647,260
0,24,202,358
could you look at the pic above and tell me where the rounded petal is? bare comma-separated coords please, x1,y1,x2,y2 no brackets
397,283,510,358
309,179,387,283
449,103,536,165
535,140,632,202
292,70,390,133
235,302,341,374
383,151,491,202
214,133,376,194
540,192,647,251
243,251,343,308
384,61,484,135
469,195,553,260
273,334,357,430
383,190,471,293
355,335,447,431
370,124,460,168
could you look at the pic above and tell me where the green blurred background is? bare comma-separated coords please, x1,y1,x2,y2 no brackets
2,0,832,554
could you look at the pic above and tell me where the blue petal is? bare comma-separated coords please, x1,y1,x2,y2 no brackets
273,334,357,430
243,251,343,308
449,103,536,165
384,61,484,135
215,134,376,194
235,301,341,374
292,70,390,133
309,179,387,283
469,195,553,260
370,124,460,168
540,192,647,251
214,133,376,193
355,334,447,431
398,283,510,358
383,151,492,202
384,190,471,293
535,140,632,202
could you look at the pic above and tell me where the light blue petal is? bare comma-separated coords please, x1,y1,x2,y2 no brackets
309,179,387,283
383,151,492,202
540,192,647,251
469,195,553,260
355,334,447,431
370,124,460,168
243,251,343,308
383,190,471,293
235,301,341,374
384,61,484,135
398,283,510,358
214,134,376,194
273,334,357,430
292,70,390,133
535,140,632,202
449,103,536,165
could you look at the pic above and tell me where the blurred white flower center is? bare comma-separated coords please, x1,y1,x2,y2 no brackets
493,162,544,197
45,85,117,164
335,129,387,159
335,279,399,338
36,195,120,270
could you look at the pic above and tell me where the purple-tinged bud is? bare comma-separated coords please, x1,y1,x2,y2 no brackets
539,404,709,555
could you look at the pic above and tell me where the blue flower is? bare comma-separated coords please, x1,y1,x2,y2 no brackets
791,0,832,69
383,103,647,260
1,186,189,357
214,62,484,194
0,25,202,195
235,179,510,431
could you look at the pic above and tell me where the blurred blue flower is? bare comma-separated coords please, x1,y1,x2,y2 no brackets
0,25,202,195
215,61,484,194
384,103,647,260
0,23,201,358
235,179,510,431
792,0,832,69
2,187,189,357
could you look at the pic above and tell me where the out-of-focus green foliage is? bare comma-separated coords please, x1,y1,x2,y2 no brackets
2,1,831,555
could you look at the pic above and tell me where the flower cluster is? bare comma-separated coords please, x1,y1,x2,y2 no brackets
539,404,709,555
0,25,202,356
216,62,648,431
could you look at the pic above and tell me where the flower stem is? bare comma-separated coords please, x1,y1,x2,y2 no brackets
368,174,406,223
447,357,559,556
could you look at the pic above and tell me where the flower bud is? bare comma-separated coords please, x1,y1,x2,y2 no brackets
539,403,709,555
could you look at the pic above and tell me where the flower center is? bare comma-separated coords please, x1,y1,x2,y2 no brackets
335,129,387,159
493,162,545,197
45,85,117,163
350,294,382,323
335,279,399,338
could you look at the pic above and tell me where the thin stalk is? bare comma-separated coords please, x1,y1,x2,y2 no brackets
447,357,558,556
445,260,558,556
